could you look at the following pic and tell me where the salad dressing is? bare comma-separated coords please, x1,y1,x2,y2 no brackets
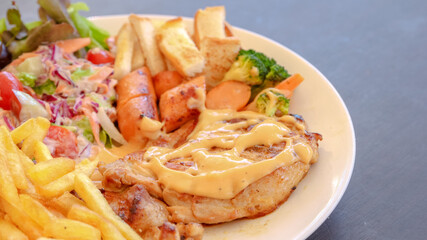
143,109,313,199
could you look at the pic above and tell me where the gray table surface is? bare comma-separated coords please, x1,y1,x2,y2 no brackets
2,0,426,239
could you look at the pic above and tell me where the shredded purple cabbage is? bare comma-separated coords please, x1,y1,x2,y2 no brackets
50,100,75,124
90,101,99,113
3,116,15,130
78,144,91,158
52,68,76,87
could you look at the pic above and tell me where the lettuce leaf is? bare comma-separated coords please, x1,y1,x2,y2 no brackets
99,129,112,148
34,80,56,95
67,2,109,50
74,117,94,142
71,67,93,81
17,72,37,87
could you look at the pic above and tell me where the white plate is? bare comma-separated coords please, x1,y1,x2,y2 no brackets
90,15,356,240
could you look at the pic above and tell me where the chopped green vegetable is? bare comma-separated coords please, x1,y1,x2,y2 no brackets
99,129,112,148
255,89,290,117
222,49,290,100
67,2,109,49
74,117,94,142
34,80,56,95
71,67,93,81
17,72,37,87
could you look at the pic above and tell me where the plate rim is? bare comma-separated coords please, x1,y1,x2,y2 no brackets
89,14,356,239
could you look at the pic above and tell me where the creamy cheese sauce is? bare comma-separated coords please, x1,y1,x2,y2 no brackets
141,109,313,199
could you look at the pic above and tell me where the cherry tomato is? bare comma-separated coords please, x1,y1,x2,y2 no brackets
0,72,23,110
86,48,115,65
44,125,79,159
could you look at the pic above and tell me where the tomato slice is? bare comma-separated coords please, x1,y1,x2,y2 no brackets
86,48,115,65
44,125,79,159
0,72,23,110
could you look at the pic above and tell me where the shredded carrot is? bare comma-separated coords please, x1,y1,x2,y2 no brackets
89,66,114,81
55,38,91,54
55,84,66,93
44,102,52,120
81,97,102,146
97,83,109,94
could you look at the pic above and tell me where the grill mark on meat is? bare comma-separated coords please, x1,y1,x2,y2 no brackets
240,141,287,161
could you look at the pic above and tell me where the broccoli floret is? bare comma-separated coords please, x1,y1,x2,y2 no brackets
222,49,270,85
266,64,289,82
222,49,290,99
255,89,290,117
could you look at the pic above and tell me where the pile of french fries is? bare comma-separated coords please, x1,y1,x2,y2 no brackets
113,6,241,89
0,117,142,240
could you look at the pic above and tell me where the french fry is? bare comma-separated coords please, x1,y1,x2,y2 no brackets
19,180,39,198
21,117,50,158
28,157,75,186
0,198,43,239
0,140,20,207
129,15,166,76
37,159,98,198
74,173,142,240
34,140,53,163
68,205,126,240
0,218,29,240
113,23,134,80
0,126,28,190
20,194,57,226
43,218,101,240
10,118,35,144
45,192,85,216
16,147,36,175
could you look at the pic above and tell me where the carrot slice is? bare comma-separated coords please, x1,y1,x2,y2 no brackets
55,38,91,54
206,80,251,111
153,71,184,98
275,73,304,98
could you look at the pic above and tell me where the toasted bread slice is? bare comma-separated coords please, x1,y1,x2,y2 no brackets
129,14,166,76
157,18,205,77
165,57,176,71
224,21,235,37
131,36,145,71
113,23,134,80
200,37,241,89
194,6,226,48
